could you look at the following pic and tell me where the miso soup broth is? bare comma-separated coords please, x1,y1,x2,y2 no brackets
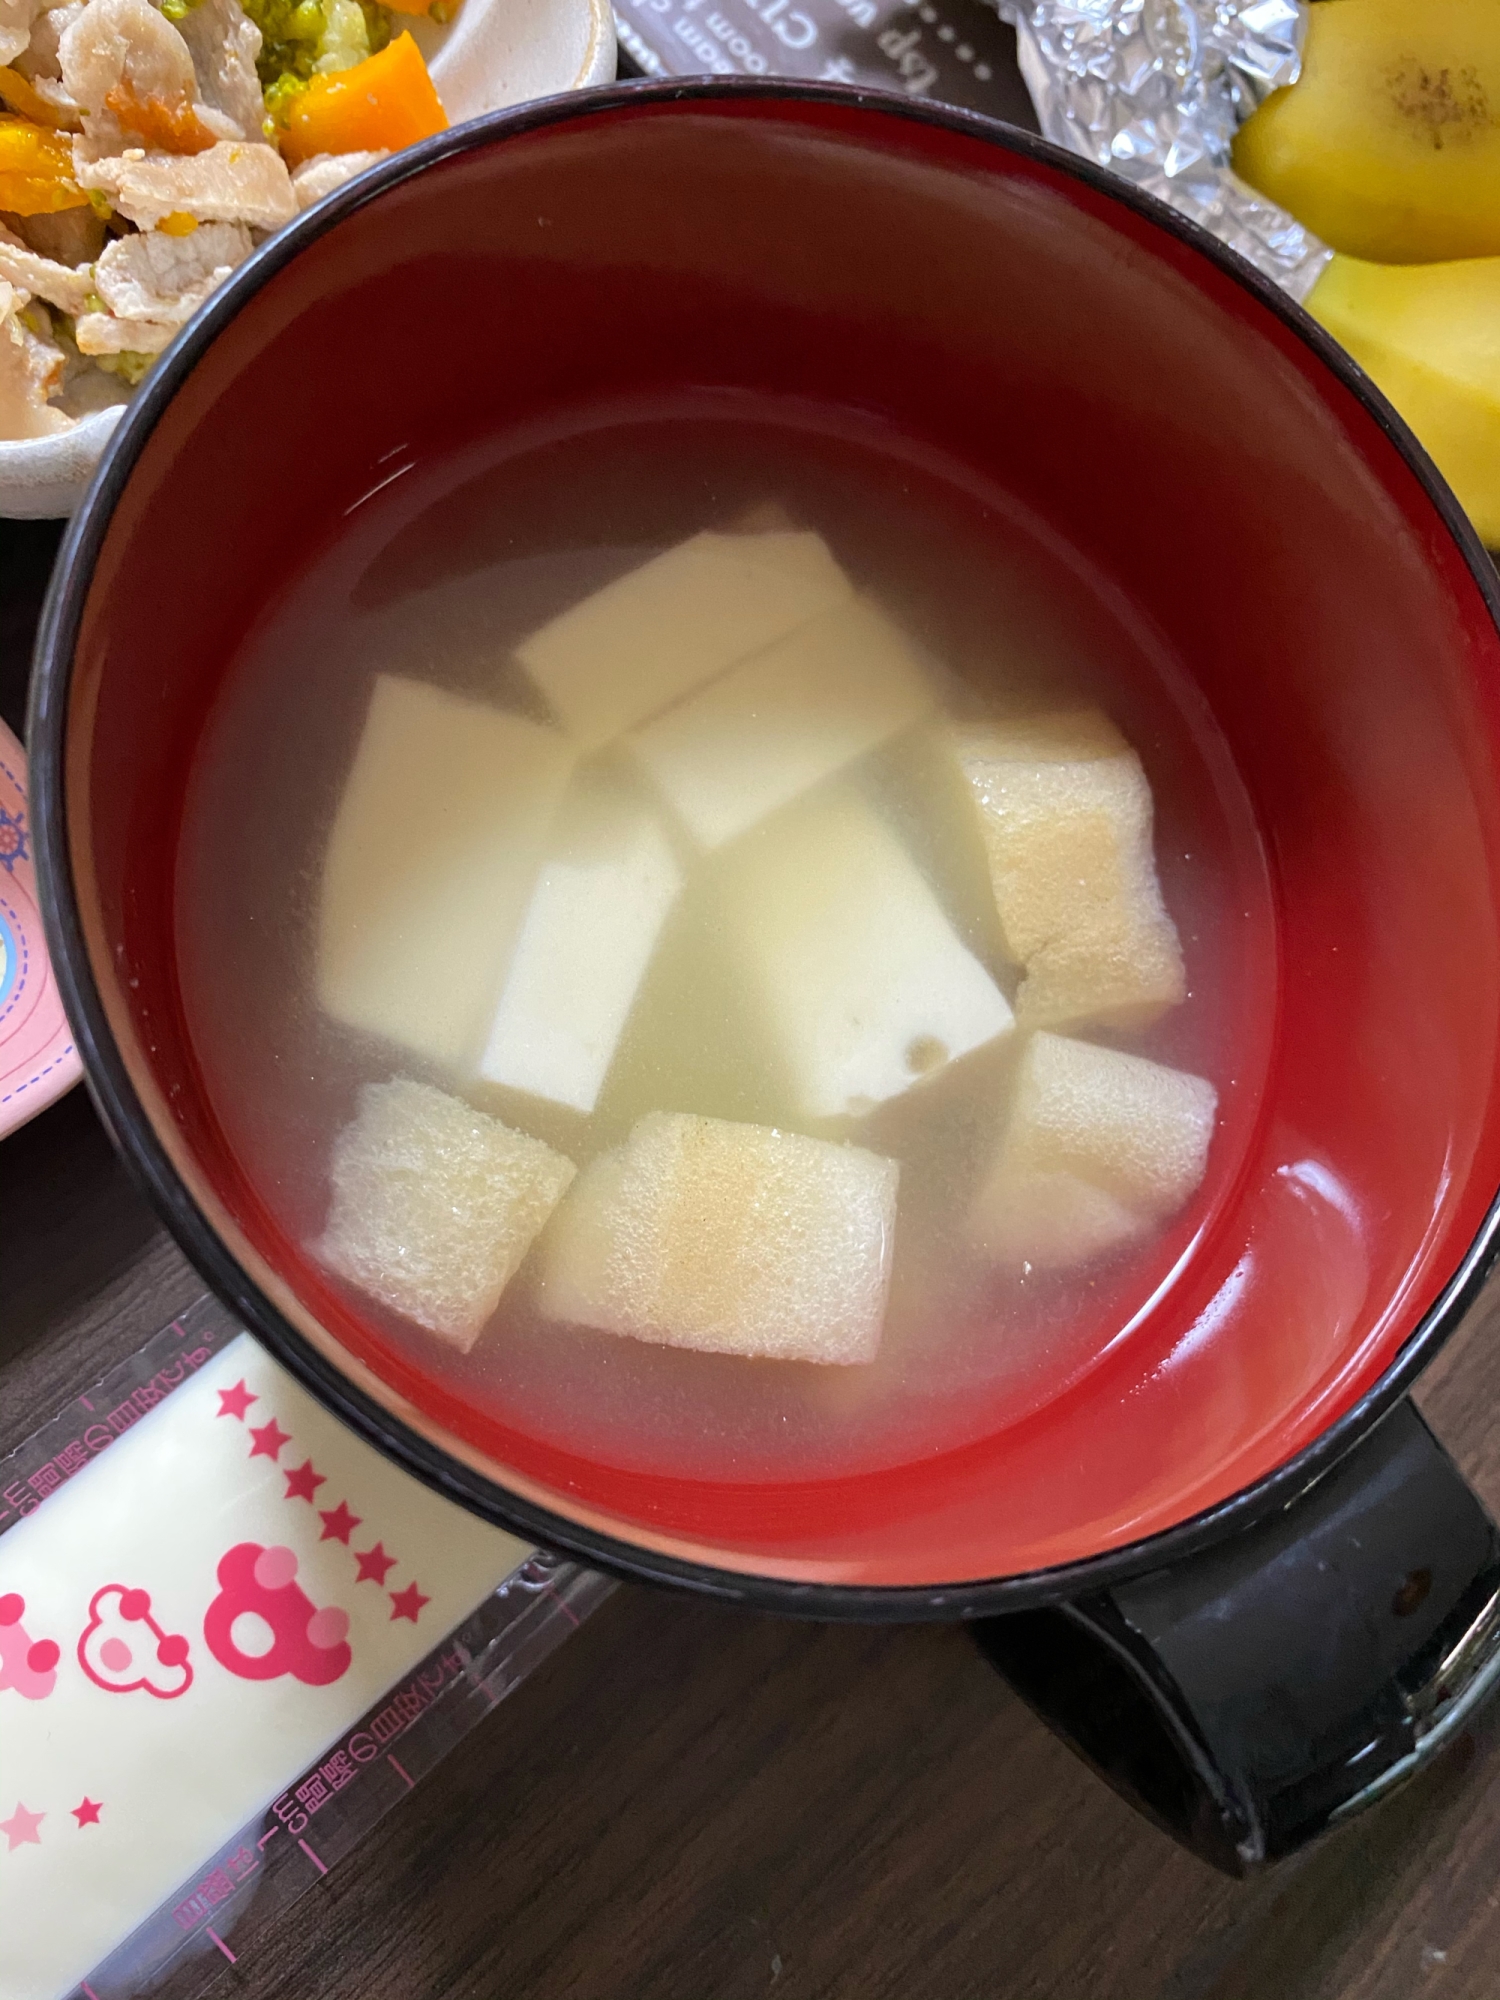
176,400,1276,1482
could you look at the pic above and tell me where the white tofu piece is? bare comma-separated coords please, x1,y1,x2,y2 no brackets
320,1078,577,1350
973,1032,1217,1268
318,676,575,1070
479,780,683,1114
717,784,1014,1119
626,595,935,849
955,709,1186,1031
514,530,853,748
536,1110,898,1364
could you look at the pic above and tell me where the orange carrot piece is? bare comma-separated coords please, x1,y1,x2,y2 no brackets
277,33,447,168
0,67,73,128
104,82,218,154
0,117,88,213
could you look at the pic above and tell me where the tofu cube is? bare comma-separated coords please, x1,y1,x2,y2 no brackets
717,784,1014,1119
955,710,1186,1031
536,1110,899,1364
320,1077,577,1349
627,595,935,849
514,530,853,748
973,1032,1217,1268
318,676,575,1069
479,780,683,1114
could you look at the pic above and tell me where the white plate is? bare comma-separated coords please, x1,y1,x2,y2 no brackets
0,0,616,520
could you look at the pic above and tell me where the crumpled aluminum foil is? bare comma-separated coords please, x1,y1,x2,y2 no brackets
997,0,1331,300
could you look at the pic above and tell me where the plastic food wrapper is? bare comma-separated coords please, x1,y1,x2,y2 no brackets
0,1296,612,2000
613,0,1041,125
614,0,1328,302
998,0,1329,299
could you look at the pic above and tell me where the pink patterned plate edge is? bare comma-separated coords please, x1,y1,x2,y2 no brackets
0,716,82,1137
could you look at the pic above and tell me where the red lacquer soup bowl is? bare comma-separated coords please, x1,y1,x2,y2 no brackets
28,82,1500,1870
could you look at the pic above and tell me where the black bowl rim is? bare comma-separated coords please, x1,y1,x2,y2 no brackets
28,74,1500,1621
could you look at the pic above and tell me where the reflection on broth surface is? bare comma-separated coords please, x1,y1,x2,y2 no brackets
176,398,1275,1481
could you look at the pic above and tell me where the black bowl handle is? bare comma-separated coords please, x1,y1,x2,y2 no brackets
973,1399,1500,1872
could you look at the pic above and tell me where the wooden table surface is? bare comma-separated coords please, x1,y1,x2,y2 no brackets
9,525,1500,2000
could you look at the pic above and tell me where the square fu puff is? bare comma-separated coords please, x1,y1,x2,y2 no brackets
321,1078,576,1349
972,1032,1217,1268
537,1110,899,1365
955,708,1185,1032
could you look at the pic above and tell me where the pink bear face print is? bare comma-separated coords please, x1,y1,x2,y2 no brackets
78,1585,194,1698
0,1592,60,1700
203,1544,352,1686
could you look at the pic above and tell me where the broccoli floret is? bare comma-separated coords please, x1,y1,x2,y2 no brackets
243,0,324,84
245,0,322,86
262,69,309,128
244,0,393,89
243,0,395,112
360,0,392,53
